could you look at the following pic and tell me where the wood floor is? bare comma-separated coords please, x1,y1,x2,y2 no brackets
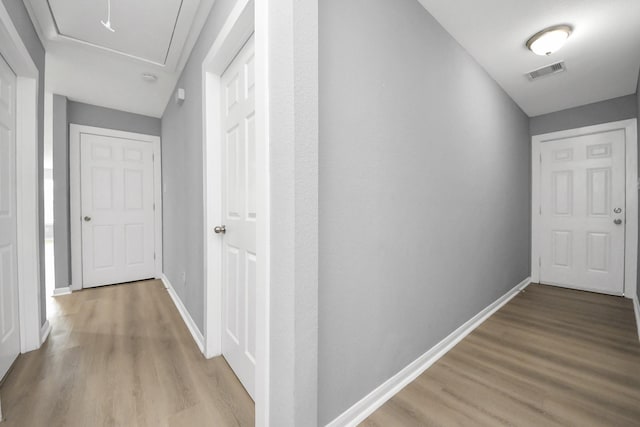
0,280,254,427
363,284,640,427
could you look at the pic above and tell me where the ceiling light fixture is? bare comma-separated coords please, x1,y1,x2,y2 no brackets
101,0,115,33
526,25,572,56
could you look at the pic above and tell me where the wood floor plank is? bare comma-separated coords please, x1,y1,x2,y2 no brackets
363,284,640,427
0,280,254,426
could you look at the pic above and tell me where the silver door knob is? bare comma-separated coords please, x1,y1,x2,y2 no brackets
214,225,226,234
614,208,622,214
614,219,622,225
84,216,91,222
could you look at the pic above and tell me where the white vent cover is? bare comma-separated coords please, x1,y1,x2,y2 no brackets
527,61,566,80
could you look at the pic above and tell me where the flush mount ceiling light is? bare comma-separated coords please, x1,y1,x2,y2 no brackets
526,25,572,56
101,0,115,32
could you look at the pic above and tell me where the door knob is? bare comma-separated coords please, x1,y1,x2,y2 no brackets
214,225,226,234
614,208,622,214
84,216,91,222
614,219,622,225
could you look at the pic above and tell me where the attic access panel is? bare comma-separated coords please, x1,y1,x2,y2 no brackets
48,0,183,65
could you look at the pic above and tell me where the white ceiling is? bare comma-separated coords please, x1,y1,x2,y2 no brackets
24,0,215,117
417,0,640,117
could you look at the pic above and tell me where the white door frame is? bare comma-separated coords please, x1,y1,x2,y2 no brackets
69,124,163,291
202,0,259,364
202,0,271,417
203,1,319,425
531,119,638,298
0,3,43,353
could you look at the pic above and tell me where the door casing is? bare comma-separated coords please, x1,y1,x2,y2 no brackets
531,119,638,298
70,124,162,291
0,1,44,354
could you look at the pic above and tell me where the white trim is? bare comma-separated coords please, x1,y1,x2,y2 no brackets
69,124,163,291
52,287,72,296
531,119,638,298
254,2,270,425
0,1,43,354
39,320,51,345
201,0,254,362
327,277,532,427
160,274,205,353
633,296,640,341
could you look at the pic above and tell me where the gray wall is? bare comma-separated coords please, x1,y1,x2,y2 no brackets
318,0,531,423
530,94,638,136
2,0,47,325
68,101,161,136
52,99,161,287
161,0,237,332
52,95,70,289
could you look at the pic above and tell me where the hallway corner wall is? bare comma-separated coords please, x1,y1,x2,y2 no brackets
318,0,531,423
52,94,70,289
636,69,640,302
160,0,238,333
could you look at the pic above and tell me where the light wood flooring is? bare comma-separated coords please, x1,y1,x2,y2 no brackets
0,280,254,426
363,284,640,427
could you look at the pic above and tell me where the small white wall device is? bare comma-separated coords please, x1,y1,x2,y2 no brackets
175,88,186,105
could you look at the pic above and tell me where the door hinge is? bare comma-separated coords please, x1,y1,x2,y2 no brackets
538,257,541,267
539,153,542,163
153,203,155,211
152,154,155,162
539,205,542,215
154,252,156,260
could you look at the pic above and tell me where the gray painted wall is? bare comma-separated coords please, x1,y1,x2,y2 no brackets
530,94,638,136
51,98,161,287
161,0,237,332
637,70,640,302
2,0,47,325
318,0,531,423
52,95,70,289
68,101,161,136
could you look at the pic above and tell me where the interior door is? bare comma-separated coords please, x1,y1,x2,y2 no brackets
0,53,20,380
219,35,256,399
539,129,626,295
80,133,156,288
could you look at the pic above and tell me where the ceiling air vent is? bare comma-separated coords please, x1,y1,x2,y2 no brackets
527,61,566,80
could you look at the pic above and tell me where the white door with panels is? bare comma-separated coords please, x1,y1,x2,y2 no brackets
80,133,156,288
215,35,256,399
539,130,626,295
0,53,20,380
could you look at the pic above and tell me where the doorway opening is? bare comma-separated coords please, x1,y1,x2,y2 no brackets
531,119,638,297
69,125,163,291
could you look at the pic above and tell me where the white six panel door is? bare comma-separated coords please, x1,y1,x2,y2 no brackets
220,35,256,399
81,133,156,288
540,130,626,295
0,52,20,380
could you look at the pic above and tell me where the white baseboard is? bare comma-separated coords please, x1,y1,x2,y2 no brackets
160,274,205,354
52,287,72,296
326,276,532,427
40,320,51,345
633,296,640,341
